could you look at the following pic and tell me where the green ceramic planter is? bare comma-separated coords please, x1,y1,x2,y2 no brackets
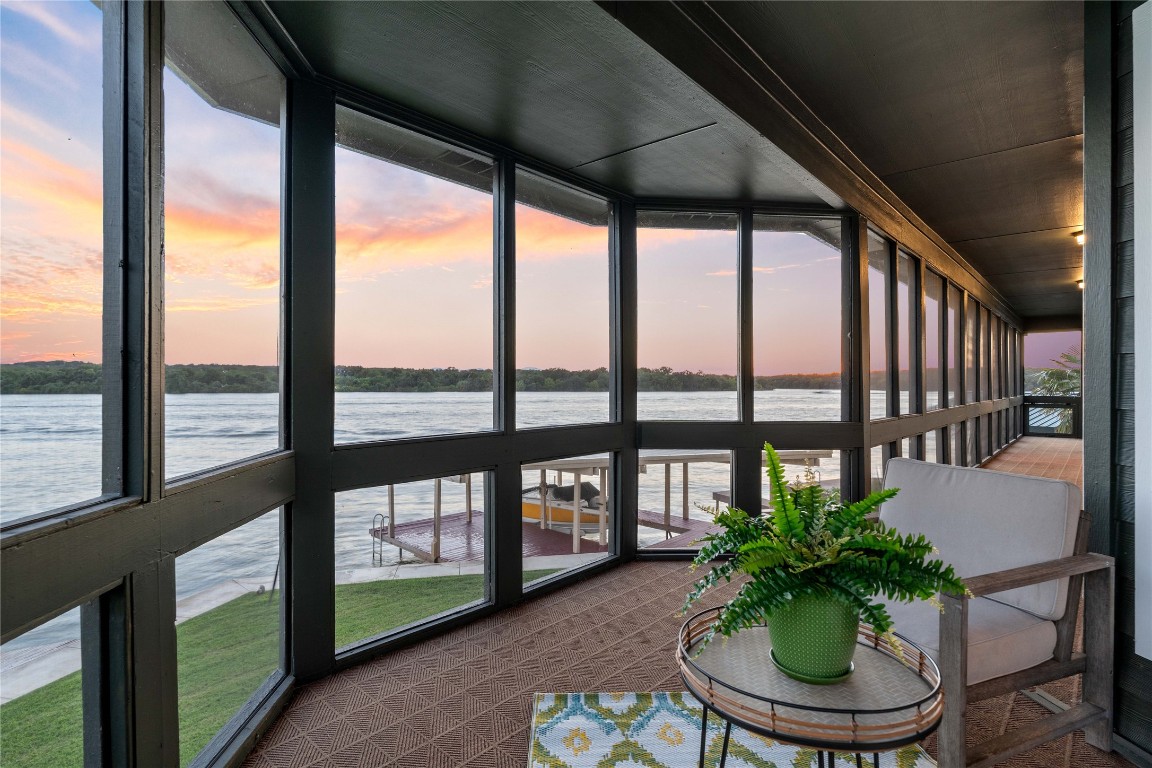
766,593,859,684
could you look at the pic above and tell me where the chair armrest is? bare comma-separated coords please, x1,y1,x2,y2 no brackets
962,553,1114,598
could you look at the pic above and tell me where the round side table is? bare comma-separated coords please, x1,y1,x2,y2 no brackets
679,607,944,768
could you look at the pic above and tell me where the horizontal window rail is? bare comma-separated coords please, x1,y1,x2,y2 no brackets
1023,395,1081,439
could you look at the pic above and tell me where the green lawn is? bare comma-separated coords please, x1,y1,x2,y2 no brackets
0,569,558,768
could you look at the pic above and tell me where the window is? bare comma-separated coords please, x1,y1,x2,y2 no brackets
947,284,962,407
871,446,886,492
637,212,738,421
0,0,105,521
334,474,489,650
175,509,281,764
924,271,943,411
334,108,496,442
516,173,611,428
867,231,891,419
752,216,844,421
965,299,978,404
638,450,731,550
897,251,917,414
0,607,85,767
522,454,612,585
924,430,939,463
163,1,284,480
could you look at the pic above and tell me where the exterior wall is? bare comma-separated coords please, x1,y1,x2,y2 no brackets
1088,0,1152,758
1114,3,1152,754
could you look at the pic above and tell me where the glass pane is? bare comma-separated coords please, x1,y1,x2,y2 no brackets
870,446,886,493
867,231,890,420
947,284,961,407
516,173,611,428
924,430,938,463
0,607,84,767
967,418,978,466
0,0,104,522
752,216,843,421
334,108,495,443
924,271,942,411
335,474,489,650
638,450,734,550
897,251,916,414
965,300,978,404
175,508,281,765
637,211,738,420
900,437,912,460
1024,331,1082,395
521,453,612,587
163,2,283,480
950,422,962,465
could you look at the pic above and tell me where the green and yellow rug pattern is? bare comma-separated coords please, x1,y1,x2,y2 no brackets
528,693,936,768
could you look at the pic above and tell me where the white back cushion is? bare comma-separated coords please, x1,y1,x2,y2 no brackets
879,458,1080,620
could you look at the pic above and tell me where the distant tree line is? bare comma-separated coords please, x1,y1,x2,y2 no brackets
2,361,848,394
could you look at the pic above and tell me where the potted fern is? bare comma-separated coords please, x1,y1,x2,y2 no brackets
684,443,967,684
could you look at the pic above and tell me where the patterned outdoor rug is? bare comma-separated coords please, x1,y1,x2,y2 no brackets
528,693,936,768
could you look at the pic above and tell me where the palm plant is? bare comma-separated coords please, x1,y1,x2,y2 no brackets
685,443,967,647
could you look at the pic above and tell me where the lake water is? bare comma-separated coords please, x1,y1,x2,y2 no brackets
0,389,890,651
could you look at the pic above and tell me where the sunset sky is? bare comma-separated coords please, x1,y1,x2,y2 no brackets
0,1,1060,378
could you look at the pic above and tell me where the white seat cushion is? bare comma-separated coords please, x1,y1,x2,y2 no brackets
886,597,1057,686
880,458,1080,621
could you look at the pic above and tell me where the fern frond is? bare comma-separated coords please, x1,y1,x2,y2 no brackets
764,444,804,540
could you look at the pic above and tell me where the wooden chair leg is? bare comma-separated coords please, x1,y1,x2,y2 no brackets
1081,565,1114,751
938,594,969,768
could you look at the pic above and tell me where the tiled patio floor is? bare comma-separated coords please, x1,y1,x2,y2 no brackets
982,436,1083,487
244,437,1133,768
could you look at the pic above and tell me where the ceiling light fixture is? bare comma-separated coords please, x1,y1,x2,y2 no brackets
1077,279,1084,290
1072,229,1085,246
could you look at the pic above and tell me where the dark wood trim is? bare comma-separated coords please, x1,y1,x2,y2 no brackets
846,216,870,499
912,254,927,458
1084,0,1115,557
637,198,836,216
127,557,179,767
738,207,755,424
143,0,164,501
870,399,1019,446
102,0,126,500
495,157,515,434
228,1,312,79
616,200,639,559
82,587,131,767
639,421,863,451
1,456,294,641
283,78,336,682
331,424,629,491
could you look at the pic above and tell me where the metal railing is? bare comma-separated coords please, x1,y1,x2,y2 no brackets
1023,395,1082,438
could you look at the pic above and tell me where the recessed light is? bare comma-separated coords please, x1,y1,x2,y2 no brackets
1072,230,1085,246
1076,279,1084,290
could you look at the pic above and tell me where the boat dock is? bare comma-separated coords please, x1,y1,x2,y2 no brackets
368,449,832,563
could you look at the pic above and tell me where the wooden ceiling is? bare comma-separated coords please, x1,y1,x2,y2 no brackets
707,1,1085,320
265,0,836,206
259,0,1084,322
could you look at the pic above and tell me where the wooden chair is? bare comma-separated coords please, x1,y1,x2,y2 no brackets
879,458,1115,768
